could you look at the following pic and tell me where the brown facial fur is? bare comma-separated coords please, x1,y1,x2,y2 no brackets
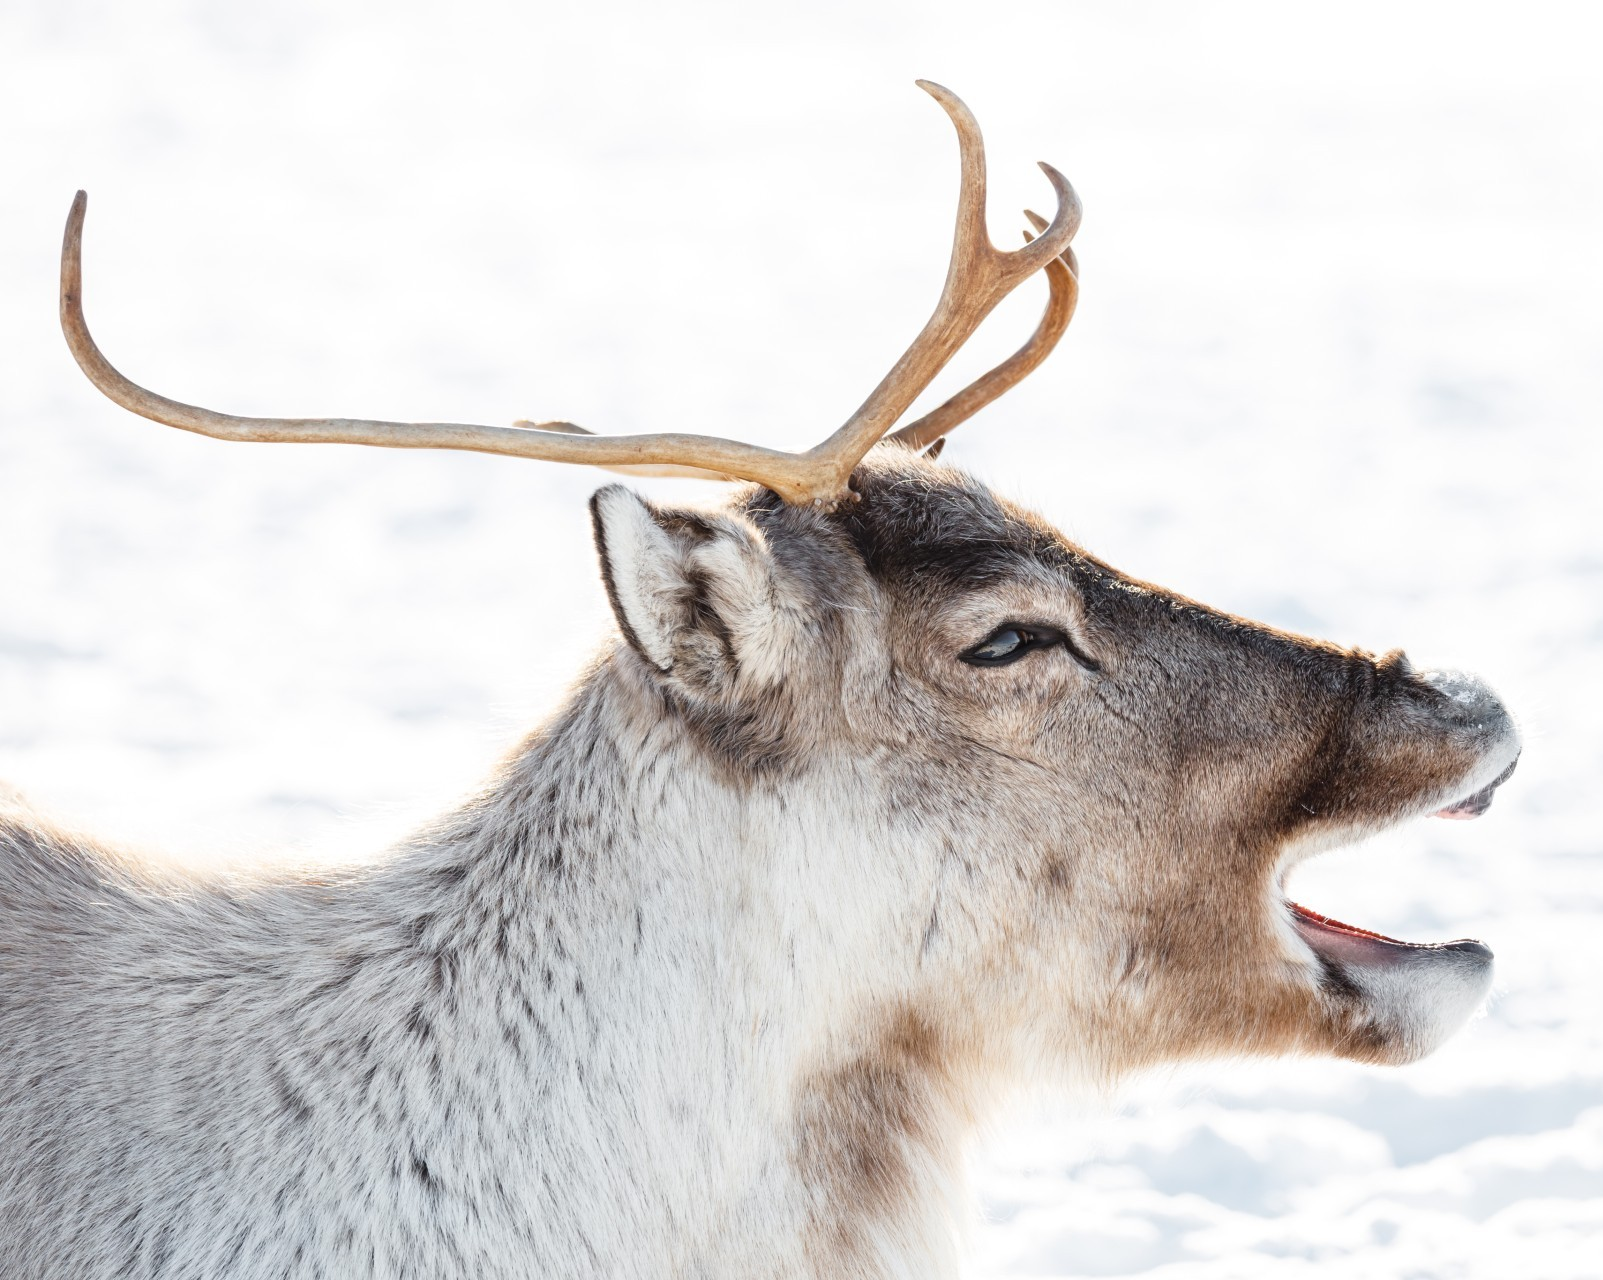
597,448,1514,1255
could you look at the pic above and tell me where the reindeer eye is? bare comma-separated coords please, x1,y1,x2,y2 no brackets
961,626,1056,666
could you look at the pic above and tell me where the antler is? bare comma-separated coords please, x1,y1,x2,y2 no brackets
887,208,1078,453
60,81,1079,508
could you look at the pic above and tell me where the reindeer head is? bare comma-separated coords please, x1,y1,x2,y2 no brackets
585,451,1517,1081
59,84,1516,1081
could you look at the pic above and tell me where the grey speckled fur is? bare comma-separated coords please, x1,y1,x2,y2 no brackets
0,451,1518,1279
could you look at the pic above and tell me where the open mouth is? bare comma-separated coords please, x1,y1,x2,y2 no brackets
1285,757,1516,963
1434,757,1520,820
1286,900,1490,962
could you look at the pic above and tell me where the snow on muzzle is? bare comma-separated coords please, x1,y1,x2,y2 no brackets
1414,666,1522,811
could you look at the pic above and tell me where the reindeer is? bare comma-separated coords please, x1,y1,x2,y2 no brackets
2,83,1517,1280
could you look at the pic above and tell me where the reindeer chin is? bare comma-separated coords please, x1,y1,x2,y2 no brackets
1286,902,1495,1064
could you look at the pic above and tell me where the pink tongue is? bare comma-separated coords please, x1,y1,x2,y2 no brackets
1436,790,1491,819
1436,780,1497,820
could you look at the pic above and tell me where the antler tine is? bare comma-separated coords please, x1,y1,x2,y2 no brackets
792,81,1082,501
886,208,1079,452
60,83,1081,510
1024,205,1080,279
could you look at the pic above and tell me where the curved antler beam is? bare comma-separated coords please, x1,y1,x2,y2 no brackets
508,420,737,482
60,194,818,501
60,81,1081,508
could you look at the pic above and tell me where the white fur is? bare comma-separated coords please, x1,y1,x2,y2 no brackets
0,466,1517,1279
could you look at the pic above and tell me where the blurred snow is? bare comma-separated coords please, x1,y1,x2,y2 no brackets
1,1,1600,1275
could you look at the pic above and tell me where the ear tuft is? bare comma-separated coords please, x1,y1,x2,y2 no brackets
590,485,797,691
589,485,684,671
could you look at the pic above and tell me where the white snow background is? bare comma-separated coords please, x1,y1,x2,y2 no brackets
2,1,1600,1275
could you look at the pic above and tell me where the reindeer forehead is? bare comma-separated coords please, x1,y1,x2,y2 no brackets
734,456,1117,630
832,460,1084,594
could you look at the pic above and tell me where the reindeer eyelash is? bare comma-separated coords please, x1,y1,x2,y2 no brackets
961,624,1101,672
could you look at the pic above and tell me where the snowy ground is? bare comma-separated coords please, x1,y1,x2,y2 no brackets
2,2,1600,1275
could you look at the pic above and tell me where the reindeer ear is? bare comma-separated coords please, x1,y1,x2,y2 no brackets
590,485,686,671
589,484,796,689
